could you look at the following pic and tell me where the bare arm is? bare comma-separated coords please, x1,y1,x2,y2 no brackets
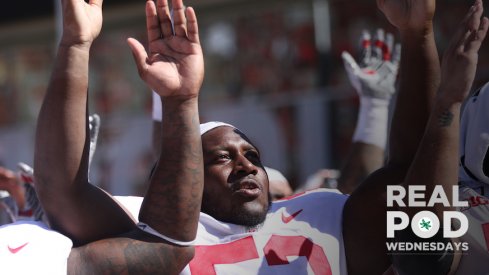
392,3,488,274
36,0,204,272
34,0,135,245
343,0,440,273
127,0,204,243
68,231,193,275
343,1,489,274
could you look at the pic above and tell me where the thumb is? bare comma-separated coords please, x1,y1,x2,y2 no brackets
127,37,149,80
341,51,360,75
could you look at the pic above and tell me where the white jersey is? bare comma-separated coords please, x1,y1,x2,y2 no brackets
182,188,348,275
117,189,348,274
0,220,73,275
455,185,489,274
0,189,346,275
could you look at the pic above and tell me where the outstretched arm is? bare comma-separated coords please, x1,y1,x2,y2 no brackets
127,0,204,243
338,29,400,194
344,0,489,274
34,0,136,245
343,0,440,273
36,0,204,272
380,0,440,167
392,2,488,274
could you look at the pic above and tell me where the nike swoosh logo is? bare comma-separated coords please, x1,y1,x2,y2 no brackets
8,242,29,254
281,209,303,223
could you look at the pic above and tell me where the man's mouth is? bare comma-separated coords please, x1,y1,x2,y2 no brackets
231,179,262,198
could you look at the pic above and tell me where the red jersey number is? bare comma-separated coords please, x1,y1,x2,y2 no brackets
189,235,332,275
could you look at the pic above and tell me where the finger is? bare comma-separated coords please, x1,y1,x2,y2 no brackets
373,28,385,60
127,38,149,79
360,30,371,66
171,0,187,37
186,7,200,44
455,0,484,53
451,1,481,49
467,0,484,33
146,0,161,44
341,51,361,74
465,16,489,52
156,0,174,37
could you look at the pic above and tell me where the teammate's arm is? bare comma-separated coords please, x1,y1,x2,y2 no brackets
343,0,440,273
392,2,488,274
337,29,400,194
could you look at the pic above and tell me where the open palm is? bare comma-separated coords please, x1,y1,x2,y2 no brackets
128,0,204,99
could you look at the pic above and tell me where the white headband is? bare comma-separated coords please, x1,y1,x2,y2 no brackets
200,121,237,136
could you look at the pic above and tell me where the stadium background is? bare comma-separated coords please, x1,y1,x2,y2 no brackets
0,0,485,195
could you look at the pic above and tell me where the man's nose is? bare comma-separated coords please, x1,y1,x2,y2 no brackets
234,154,258,176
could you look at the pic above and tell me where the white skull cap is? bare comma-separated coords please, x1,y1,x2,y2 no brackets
200,121,237,136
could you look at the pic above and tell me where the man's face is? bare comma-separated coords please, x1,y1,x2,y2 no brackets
201,126,270,227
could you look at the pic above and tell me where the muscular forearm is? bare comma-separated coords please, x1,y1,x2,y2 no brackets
402,98,461,216
34,45,91,189
139,96,203,242
389,27,440,166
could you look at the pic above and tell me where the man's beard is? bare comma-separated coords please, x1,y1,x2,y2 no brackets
202,193,272,228
232,202,270,228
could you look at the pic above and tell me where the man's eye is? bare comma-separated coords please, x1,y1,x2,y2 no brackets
246,151,261,163
217,154,230,160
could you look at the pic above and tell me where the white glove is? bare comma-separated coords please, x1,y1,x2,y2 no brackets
342,29,400,100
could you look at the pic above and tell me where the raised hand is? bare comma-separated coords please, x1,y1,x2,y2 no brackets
341,29,400,100
59,0,103,47
439,0,489,103
377,0,435,31
127,0,204,99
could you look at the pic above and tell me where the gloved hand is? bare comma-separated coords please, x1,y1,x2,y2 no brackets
341,29,400,100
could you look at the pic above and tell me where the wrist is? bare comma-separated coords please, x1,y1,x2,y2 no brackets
58,40,93,53
353,96,390,149
399,22,434,40
436,84,471,106
161,95,199,110
161,93,199,103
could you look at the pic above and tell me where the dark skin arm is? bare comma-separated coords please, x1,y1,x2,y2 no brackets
127,0,204,242
68,231,193,275
34,0,136,244
344,1,489,274
35,0,204,272
393,3,488,274
343,0,440,274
